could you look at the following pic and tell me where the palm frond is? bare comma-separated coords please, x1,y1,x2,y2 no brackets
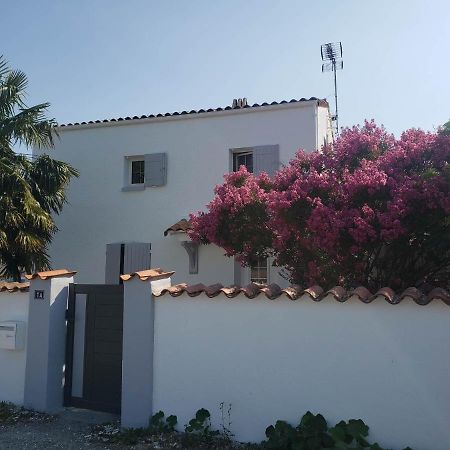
0,70,28,117
0,57,77,281
27,154,79,213
0,56,10,80
0,103,57,149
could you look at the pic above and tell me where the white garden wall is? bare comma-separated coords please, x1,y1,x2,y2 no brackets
0,291,29,405
151,293,450,450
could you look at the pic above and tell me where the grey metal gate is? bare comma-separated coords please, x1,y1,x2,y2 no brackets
64,283,124,414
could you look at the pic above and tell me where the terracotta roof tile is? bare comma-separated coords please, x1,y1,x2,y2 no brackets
164,219,192,236
282,285,303,300
155,283,450,305
204,283,224,297
260,283,283,300
25,269,77,280
375,287,397,304
163,283,188,297
349,286,373,303
59,98,329,128
399,286,422,302
427,288,450,305
303,285,324,300
326,286,347,302
185,283,208,296
120,268,175,282
0,281,30,293
241,283,262,298
216,285,236,297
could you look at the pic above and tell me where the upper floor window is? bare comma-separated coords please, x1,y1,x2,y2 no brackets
230,145,280,176
233,151,253,173
131,160,145,184
123,153,167,191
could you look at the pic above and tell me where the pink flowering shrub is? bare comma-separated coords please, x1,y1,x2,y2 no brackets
189,121,450,289
189,169,274,264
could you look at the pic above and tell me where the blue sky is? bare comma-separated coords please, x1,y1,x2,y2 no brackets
3,0,449,136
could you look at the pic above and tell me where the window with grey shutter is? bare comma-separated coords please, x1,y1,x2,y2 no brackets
105,243,123,284
233,151,254,172
253,145,280,176
123,242,152,274
144,153,167,187
130,160,145,184
105,242,151,284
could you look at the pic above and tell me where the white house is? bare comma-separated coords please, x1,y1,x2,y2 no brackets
9,99,450,450
38,97,332,285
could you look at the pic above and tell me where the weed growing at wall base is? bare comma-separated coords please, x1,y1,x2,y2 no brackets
93,411,179,445
150,410,178,434
88,408,413,450
0,402,53,425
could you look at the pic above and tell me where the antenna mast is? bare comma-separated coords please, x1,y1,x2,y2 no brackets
321,42,343,135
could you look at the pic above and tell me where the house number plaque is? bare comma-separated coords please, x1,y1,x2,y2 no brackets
34,290,45,300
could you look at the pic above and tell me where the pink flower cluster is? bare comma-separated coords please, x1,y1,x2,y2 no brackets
189,121,450,289
189,168,273,263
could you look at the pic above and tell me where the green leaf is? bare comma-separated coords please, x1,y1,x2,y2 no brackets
166,414,177,428
195,408,210,421
265,425,276,438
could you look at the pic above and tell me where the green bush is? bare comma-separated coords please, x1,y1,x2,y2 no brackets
185,408,215,435
149,410,178,434
264,411,413,450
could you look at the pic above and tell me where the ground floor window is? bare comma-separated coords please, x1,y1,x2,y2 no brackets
250,257,268,284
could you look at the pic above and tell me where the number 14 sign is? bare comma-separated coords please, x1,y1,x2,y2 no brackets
34,290,45,300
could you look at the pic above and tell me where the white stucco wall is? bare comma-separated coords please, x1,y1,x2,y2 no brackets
0,292,29,405
152,294,450,450
317,104,333,149
37,101,328,285
24,276,73,413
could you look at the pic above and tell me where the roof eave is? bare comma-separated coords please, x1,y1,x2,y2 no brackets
56,99,327,132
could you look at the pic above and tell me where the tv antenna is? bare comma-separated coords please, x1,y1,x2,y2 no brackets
321,42,343,134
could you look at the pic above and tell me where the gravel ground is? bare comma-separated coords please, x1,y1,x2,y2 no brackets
0,408,119,450
0,407,259,450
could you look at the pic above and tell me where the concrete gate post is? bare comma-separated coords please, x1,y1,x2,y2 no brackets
120,269,173,428
23,269,76,412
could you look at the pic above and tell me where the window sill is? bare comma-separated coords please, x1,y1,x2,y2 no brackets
122,185,145,192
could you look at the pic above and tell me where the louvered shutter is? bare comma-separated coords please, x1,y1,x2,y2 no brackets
253,145,280,176
105,243,122,284
123,243,152,274
144,153,167,187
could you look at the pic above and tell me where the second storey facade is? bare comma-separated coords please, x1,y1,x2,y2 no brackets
39,98,332,286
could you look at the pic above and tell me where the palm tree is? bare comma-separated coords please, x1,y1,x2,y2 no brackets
0,56,78,281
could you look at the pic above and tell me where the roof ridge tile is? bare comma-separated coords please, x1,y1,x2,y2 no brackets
59,98,328,128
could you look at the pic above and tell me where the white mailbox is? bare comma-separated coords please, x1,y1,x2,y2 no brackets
0,321,26,350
